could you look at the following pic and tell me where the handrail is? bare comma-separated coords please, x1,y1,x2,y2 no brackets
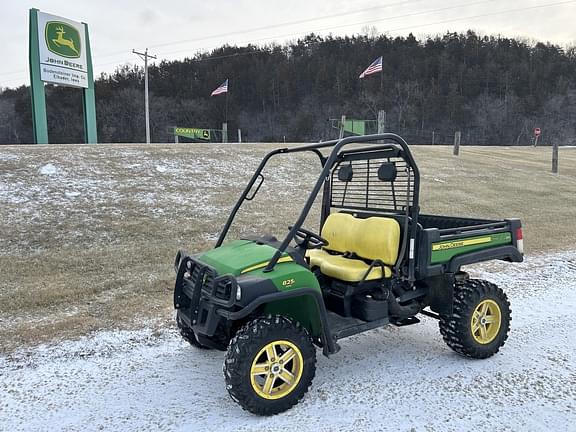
263,133,420,276
215,147,325,247
213,133,420,279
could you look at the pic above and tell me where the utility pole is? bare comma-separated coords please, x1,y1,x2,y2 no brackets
133,48,157,144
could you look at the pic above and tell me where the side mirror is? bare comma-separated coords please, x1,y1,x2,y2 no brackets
246,174,264,201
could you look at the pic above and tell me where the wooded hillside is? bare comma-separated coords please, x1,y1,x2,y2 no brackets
1,31,575,144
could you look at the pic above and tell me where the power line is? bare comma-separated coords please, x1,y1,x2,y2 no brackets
386,0,576,33
145,0,428,50
0,0,514,78
1,0,575,85
153,0,571,58
0,0,426,78
152,0,500,57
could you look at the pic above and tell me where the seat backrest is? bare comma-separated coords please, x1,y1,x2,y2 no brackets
320,213,400,265
350,217,401,266
320,212,355,253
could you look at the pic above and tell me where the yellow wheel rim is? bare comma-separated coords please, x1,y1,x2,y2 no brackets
250,340,304,400
471,299,502,344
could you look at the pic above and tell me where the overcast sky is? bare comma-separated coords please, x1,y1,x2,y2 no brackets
2,0,575,88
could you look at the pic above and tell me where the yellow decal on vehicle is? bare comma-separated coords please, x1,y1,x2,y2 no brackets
240,256,293,274
282,278,296,287
432,236,492,251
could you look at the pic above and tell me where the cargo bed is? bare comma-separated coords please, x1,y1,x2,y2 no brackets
416,214,523,277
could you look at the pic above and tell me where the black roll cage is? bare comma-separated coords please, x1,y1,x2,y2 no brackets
215,133,421,281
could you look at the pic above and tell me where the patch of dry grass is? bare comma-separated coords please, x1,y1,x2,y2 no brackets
0,143,574,352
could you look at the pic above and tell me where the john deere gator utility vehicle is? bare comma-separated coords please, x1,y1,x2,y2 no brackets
173,133,523,415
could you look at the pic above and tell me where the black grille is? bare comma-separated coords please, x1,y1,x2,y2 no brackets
331,156,415,212
178,260,215,301
190,264,203,285
214,280,233,300
186,260,235,304
176,255,237,309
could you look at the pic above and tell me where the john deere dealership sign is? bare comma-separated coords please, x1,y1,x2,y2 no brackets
29,8,96,144
174,128,211,140
37,12,88,88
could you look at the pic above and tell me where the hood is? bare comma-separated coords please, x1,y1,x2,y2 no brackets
197,240,292,276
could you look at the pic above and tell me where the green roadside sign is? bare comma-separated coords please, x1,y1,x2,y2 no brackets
29,9,97,144
344,119,366,135
174,127,211,140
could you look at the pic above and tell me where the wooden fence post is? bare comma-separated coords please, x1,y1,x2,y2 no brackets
552,142,559,174
377,110,386,134
453,131,461,155
339,115,346,139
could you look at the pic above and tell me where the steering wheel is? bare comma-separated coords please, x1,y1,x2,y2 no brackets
289,226,328,250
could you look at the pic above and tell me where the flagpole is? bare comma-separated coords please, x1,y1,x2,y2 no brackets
225,91,228,123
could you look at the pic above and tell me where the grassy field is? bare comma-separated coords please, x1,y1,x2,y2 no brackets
0,143,575,352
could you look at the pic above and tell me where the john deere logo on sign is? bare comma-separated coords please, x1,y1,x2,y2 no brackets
45,21,81,58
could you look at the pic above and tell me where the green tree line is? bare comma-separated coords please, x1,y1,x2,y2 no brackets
1,30,575,145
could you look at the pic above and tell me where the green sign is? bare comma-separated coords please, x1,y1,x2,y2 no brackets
174,127,211,140
45,21,81,58
29,9,97,144
344,119,366,135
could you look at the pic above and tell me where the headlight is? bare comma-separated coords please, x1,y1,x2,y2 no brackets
236,285,242,301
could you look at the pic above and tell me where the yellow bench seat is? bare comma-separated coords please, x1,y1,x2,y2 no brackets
304,212,400,283
306,249,335,268
306,249,392,281
320,255,392,281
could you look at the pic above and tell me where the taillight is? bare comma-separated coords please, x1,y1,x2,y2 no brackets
516,228,524,254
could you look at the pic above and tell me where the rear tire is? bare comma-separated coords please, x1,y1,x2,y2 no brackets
176,313,211,349
439,279,511,359
223,315,316,415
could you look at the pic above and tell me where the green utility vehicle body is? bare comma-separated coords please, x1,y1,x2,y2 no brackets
174,133,523,415
188,240,324,338
174,133,523,356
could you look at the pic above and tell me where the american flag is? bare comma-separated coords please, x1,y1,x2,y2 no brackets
359,57,383,79
211,79,228,96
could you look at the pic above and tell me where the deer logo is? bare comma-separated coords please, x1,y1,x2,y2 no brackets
45,21,81,58
52,26,78,55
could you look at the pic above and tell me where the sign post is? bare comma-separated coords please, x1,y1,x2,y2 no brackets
28,9,48,144
29,9,97,143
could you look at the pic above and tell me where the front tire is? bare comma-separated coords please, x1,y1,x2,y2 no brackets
439,279,511,359
223,315,316,415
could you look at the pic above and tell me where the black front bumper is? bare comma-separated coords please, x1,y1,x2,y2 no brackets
174,250,238,338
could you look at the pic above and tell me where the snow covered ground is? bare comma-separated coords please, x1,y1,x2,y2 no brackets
1,250,575,432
